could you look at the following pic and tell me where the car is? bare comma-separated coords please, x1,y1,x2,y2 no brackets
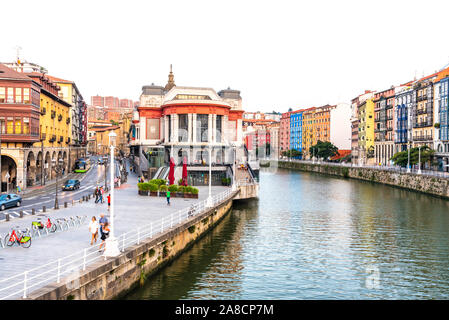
62,179,80,191
0,194,22,211
98,159,104,165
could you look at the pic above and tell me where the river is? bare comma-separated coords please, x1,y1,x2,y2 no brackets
125,167,449,299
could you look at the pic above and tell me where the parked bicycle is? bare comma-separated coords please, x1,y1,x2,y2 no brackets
31,216,57,233
4,226,32,248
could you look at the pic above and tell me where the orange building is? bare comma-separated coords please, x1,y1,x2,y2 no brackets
302,105,334,159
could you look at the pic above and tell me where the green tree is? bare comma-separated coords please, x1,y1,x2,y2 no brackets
309,141,339,160
282,149,302,159
391,146,434,167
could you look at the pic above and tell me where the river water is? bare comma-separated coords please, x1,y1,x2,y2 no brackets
125,167,449,299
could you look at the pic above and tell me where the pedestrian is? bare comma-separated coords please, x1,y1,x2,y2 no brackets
99,212,108,239
166,189,171,205
16,184,21,194
107,193,111,210
99,222,110,252
94,187,99,203
100,186,104,203
89,216,99,245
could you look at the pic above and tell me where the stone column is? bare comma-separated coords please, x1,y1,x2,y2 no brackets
173,114,179,143
164,116,169,143
192,114,197,143
212,114,217,143
208,114,213,143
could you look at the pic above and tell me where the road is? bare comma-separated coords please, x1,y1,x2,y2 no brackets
0,155,111,222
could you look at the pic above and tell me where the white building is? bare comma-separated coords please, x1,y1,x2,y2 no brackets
330,102,351,150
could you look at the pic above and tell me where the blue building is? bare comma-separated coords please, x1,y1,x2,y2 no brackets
437,77,449,143
289,111,303,157
394,87,413,152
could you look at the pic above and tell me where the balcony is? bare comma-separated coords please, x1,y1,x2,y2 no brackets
66,137,71,143
51,111,56,119
386,104,393,110
41,133,46,141
41,107,46,115
49,135,56,142
58,114,62,121
66,118,70,124
59,136,63,143
413,135,433,141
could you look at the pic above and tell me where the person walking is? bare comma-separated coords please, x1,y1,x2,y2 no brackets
99,213,108,240
94,187,99,203
89,216,99,245
99,222,110,252
166,189,171,205
107,193,111,210
99,186,104,203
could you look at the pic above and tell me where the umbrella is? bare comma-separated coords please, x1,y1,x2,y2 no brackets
182,156,188,186
168,157,175,185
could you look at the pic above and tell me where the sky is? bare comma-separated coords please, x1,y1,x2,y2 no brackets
1,0,449,113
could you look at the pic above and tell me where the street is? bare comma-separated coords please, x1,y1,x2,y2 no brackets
0,156,110,222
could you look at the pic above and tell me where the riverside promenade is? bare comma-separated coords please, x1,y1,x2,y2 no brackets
0,171,231,299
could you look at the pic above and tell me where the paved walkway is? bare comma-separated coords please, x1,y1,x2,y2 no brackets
0,171,230,299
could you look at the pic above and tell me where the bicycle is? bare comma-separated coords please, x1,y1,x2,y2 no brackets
31,216,57,233
4,226,32,248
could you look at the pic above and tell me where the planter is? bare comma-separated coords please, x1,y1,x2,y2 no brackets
159,191,166,197
138,190,149,196
191,194,199,199
150,191,158,197
176,192,184,198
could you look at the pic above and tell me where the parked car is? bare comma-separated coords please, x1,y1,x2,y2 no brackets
98,158,104,165
0,194,22,211
62,179,80,191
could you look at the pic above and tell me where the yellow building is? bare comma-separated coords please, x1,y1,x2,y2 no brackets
358,98,375,165
302,105,333,159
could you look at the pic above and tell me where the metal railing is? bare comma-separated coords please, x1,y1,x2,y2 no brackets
0,188,235,300
265,158,449,179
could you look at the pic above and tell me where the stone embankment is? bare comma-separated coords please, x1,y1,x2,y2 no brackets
264,160,449,199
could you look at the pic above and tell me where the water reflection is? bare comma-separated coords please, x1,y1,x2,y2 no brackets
126,168,449,299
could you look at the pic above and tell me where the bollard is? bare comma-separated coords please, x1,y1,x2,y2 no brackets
20,211,23,218
43,206,46,212
32,208,35,215
86,195,89,202
72,200,75,206
64,202,68,208
6,213,10,221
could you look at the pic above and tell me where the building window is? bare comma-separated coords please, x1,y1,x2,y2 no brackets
0,87,5,103
7,88,13,103
146,118,160,140
7,117,14,134
178,114,188,142
197,114,208,142
15,88,22,103
23,117,29,134
23,88,30,104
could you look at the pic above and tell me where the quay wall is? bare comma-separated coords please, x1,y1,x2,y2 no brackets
267,160,449,199
27,191,238,300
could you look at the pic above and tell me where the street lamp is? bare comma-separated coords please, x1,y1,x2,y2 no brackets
407,142,411,173
104,131,121,257
231,144,237,192
52,157,64,209
418,145,422,174
206,143,213,208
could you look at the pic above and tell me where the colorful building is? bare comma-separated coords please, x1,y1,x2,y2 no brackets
289,110,303,155
279,111,292,154
358,98,375,165
374,87,396,165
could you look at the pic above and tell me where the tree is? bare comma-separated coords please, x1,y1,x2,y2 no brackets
282,149,302,159
309,141,339,160
391,146,435,167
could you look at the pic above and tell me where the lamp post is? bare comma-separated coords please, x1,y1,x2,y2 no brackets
418,145,422,174
232,144,237,191
407,142,411,173
206,143,213,207
104,131,121,257
52,157,64,209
